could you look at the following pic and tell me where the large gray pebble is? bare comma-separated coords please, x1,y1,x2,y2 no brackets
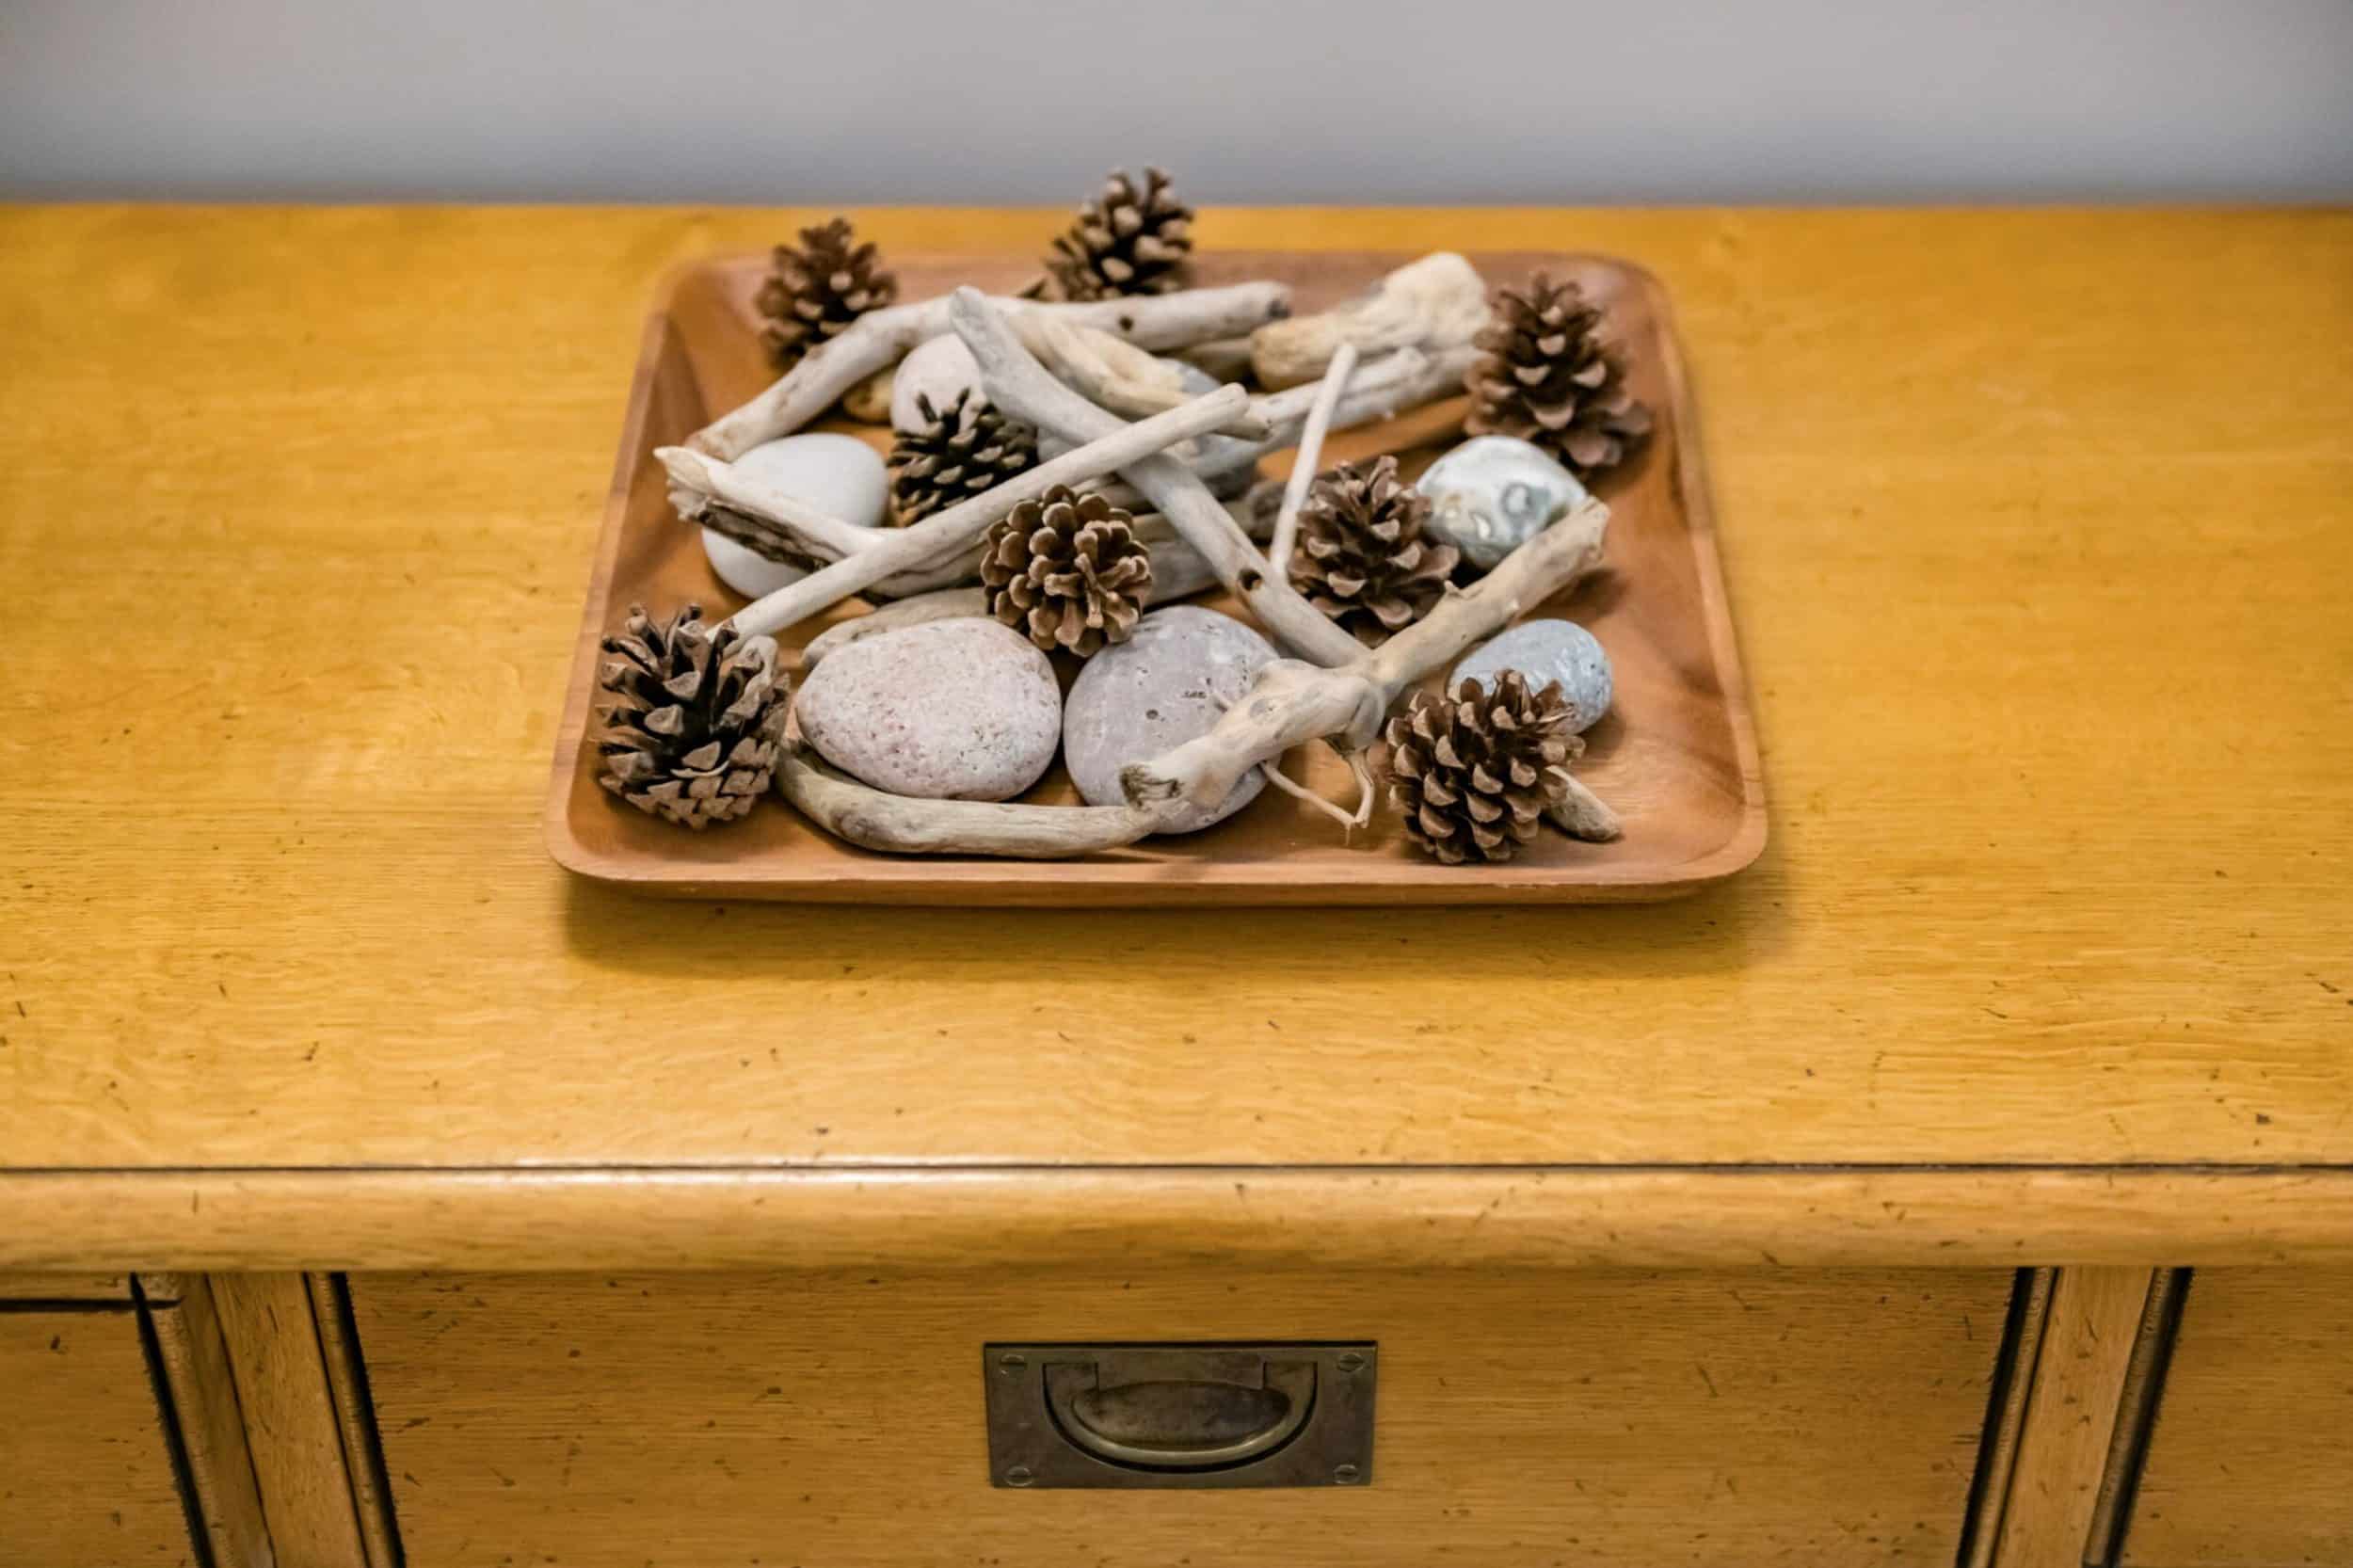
1064,607,1278,833
1417,436,1592,571
1450,619,1613,733
796,619,1060,801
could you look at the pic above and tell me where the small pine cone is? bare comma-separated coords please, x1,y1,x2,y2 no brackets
888,391,1040,525
595,603,787,829
1289,456,1461,645
1383,670,1580,865
1465,272,1653,480
1041,167,1195,302
981,485,1153,656
755,216,898,371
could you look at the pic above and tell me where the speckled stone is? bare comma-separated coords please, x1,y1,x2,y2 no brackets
795,619,1061,801
1063,607,1279,833
1416,436,1592,571
700,433,888,599
1450,619,1613,733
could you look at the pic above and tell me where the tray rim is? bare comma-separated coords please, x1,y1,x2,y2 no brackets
545,248,1767,905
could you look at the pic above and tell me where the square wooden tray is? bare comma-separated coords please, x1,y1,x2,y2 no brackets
547,248,1764,904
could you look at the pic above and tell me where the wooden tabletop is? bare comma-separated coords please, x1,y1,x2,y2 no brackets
2,206,2348,1269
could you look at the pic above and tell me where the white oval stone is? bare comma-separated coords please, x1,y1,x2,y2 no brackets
889,335,984,433
1064,607,1279,834
1416,436,1592,571
699,432,888,599
1450,619,1613,733
795,619,1060,801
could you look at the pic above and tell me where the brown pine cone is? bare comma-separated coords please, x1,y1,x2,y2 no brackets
595,603,787,829
888,391,1040,525
1465,272,1652,480
755,216,897,371
1383,670,1579,865
1040,168,1195,301
981,485,1153,656
1289,456,1461,645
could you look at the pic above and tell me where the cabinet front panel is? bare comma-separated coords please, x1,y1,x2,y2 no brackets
354,1266,2011,1568
2124,1268,2353,1567
0,1308,194,1568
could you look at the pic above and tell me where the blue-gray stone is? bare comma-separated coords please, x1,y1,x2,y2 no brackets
1449,619,1613,732
1416,436,1592,570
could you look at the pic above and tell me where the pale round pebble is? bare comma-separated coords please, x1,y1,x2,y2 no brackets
699,433,888,598
795,619,1061,801
889,335,985,432
1416,436,1592,571
1064,607,1279,834
1449,619,1613,733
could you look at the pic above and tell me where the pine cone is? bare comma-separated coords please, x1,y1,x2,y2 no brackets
1465,272,1653,480
981,485,1153,656
1289,456,1461,645
755,216,898,371
1383,670,1579,865
595,603,787,829
1040,168,1195,301
888,391,1040,525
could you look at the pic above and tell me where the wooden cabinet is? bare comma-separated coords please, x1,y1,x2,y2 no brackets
2121,1269,2353,1567
351,1266,2012,1568
0,1300,194,1568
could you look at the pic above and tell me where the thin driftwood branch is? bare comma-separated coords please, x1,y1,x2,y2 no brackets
1249,251,1489,389
1020,315,1270,440
1124,497,1612,818
693,282,1291,459
952,287,1365,667
721,384,1247,639
1547,776,1624,842
1269,343,1358,575
777,741,1159,857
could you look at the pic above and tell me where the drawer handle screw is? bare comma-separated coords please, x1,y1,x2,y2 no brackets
1335,1352,1367,1374
1333,1463,1363,1484
1004,1464,1036,1487
999,1352,1028,1375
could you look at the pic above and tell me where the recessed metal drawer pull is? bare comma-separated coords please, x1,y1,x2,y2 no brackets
984,1342,1376,1489
1046,1359,1315,1469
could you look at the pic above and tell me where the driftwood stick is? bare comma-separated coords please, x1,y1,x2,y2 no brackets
1249,252,1489,389
1269,343,1358,575
722,384,1247,639
777,742,1159,857
693,282,1291,459
1124,497,1612,816
1548,777,1624,842
1021,315,1271,440
952,288,1365,667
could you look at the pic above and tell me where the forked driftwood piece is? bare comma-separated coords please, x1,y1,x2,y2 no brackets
775,495,1614,858
1176,335,1255,383
1269,343,1359,575
692,282,1291,459
1547,778,1624,842
1196,344,1475,490
1249,251,1490,389
1122,496,1612,820
951,288,1366,667
721,385,1248,639
1020,315,1271,440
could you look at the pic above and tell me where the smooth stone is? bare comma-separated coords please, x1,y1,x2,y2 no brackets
1064,606,1279,834
889,335,984,432
699,433,888,598
795,619,1060,801
1449,618,1613,733
1416,436,1592,571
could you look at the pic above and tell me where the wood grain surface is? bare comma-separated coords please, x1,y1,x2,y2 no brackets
0,1308,193,1566
144,1275,273,1568
1987,1267,2153,1568
1,207,2348,1194
356,1266,2008,1567
2122,1268,2353,1565
210,1272,372,1568
551,249,1764,903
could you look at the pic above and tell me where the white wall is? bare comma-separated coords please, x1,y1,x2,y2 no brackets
4,0,2348,202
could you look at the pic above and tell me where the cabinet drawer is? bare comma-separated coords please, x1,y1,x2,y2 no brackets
0,1307,194,1568
2123,1269,2353,1567
353,1266,2010,1568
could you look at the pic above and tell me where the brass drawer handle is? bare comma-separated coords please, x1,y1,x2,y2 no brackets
1045,1359,1315,1470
